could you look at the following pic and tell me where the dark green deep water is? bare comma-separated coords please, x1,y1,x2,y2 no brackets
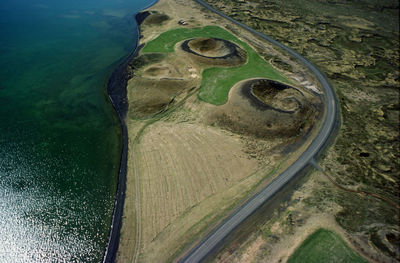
0,0,152,261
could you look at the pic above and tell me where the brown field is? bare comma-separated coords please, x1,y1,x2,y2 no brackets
137,121,259,261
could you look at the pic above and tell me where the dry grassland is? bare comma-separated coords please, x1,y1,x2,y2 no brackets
214,172,372,263
137,122,258,259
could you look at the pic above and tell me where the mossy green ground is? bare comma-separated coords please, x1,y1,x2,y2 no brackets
142,26,288,105
287,229,367,263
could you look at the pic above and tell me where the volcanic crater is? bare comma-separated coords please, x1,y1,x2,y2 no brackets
181,37,247,66
208,78,320,138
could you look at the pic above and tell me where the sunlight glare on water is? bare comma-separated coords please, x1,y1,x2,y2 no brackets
0,0,153,261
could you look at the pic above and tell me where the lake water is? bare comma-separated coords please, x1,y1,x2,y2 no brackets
0,0,152,261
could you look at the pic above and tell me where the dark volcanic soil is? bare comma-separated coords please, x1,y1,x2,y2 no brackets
243,79,304,113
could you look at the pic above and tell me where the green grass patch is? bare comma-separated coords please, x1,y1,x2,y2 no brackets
142,26,288,105
287,228,367,263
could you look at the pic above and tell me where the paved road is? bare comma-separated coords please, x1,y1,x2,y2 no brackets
178,1,338,262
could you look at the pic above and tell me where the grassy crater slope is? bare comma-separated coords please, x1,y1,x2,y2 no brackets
288,229,367,263
142,25,288,105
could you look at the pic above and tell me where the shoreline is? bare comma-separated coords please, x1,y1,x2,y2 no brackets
111,0,332,261
102,1,157,262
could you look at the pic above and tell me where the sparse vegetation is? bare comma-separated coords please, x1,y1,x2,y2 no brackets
203,0,399,261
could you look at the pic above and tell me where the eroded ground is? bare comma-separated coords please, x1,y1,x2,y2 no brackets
116,0,325,262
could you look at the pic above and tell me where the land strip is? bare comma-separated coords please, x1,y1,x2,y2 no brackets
115,0,326,262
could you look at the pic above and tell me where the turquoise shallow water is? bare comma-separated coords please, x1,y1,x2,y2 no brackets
0,0,151,261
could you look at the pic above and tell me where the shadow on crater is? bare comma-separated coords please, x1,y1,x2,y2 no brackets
207,78,321,138
181,37,247,66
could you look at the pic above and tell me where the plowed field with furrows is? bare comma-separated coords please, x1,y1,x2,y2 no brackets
137,122,258,245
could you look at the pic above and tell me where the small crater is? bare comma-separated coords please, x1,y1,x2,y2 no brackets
181,37,247,66
244,79,304,113
143,11,169,25
208,78,319,139
188,38,232,57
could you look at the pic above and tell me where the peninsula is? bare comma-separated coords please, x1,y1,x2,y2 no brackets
113,0,326,262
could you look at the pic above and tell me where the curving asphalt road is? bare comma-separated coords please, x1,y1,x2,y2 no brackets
178,1,338,262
